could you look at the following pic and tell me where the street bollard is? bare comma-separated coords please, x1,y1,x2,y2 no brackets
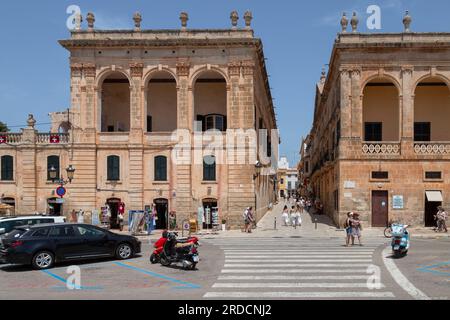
315,218,318,230
274,217,277,230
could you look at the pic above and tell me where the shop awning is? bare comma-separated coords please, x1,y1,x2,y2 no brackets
426,191,443,202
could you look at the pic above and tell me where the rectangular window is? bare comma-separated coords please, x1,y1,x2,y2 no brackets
365,122,382,142
414,122,431,142
1,155,13,181
107,156,120,181
147,116,152,133
203,156,216,181
371,171,389,180
47,156,60,181
425,171,442,180
305,162,309,174
155,156,168,181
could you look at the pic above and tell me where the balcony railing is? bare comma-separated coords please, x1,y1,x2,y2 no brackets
414,142,450,155
36,133,70,144
362,142,401,155
2,133,23,144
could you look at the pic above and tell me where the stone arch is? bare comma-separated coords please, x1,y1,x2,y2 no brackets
190,66,230,88
360,73,402,96
413,75,450,142
96,68,132,89
98,70,131,133
362,77,401,142
192,69,228,132
143,69,178,133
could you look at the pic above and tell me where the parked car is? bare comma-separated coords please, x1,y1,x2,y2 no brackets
0,223,141,270
0,216,66,236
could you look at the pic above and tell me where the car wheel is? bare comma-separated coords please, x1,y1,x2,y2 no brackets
32,251,55,270
116,243,133,260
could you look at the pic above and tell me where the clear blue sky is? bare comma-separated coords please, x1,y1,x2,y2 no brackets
0,0,449,165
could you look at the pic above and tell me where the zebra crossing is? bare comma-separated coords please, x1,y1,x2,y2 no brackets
203,237,395,299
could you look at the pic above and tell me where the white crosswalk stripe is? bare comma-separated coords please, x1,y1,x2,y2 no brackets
203,237,394,300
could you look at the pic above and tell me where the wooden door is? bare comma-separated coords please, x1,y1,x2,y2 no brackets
372,191,389,227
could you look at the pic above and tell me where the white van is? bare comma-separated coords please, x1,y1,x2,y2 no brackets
0,216,66,236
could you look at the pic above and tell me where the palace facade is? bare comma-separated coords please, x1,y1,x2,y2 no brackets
302,13,450,228
0,12,278,229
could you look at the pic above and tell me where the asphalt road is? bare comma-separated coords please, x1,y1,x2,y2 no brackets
0,236,448,300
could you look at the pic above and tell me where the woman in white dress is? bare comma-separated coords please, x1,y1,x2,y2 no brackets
282,206,290,226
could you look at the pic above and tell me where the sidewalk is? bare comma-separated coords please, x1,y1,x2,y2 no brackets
112,203,450,240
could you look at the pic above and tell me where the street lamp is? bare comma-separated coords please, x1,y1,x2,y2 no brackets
253,161,263,180
50,165,76,185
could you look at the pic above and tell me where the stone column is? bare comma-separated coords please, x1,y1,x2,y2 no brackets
19,115,37,213
339,68,352,158
401,67,414,156
350,68,362,139
228,62,241,129
129,62,144,144
82,63,97,142
70,63,83,133
175,62,193,221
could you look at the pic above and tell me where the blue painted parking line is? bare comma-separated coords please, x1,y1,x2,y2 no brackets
40,270,104,291
114,262,201,289
417,261,450,277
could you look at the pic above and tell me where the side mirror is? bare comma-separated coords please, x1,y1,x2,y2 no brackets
0,228,6,235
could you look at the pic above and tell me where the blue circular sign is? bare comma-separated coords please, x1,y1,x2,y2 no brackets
56,186,66,198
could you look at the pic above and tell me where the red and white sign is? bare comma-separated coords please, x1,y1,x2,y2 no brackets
50,135,60,144
0,136,6,144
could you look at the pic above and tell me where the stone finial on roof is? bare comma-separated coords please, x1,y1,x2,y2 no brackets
74,12,83,31
403,10,412,33
180,12,189,30
133,12,142,31
320,67,327,84
86,12,95,31
350,12,359,33
27,114,36,129
230,11,239,29
340,13,348,33
244,11,253,29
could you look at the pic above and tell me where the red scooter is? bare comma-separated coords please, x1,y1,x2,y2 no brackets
150,231,199,264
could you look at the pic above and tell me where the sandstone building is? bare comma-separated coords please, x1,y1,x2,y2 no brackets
0,12,278,229
303,13,450,228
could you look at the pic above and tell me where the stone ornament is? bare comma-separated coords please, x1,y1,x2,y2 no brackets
320,67,327,83
340,13,348,33
27,114,36,128
228,62,241,76
74,13,83,31
133,12,142,31
71,63,83,77
130,62,144,77
86,12,95,31
403,10,412,33
83,63,96,77
230,11,239,29
350,12,359,33
244,11,253,29
176,62,190,76
241,60,255,75
180,12,189,30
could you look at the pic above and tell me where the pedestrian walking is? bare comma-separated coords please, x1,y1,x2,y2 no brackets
435,206,448,233
245,207,255,233
351,213,363,246
117,212,124,231
344,212,354,247
282,206,290,226
291,205,302,229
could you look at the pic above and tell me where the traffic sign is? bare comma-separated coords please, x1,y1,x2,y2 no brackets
56,186,66,198
50,135,60,144
0,136,6,144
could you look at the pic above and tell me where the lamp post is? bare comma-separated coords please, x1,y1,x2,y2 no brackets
49,165,76,185
253,161,263,180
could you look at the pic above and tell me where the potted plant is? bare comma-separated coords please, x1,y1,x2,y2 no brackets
221,219,227,231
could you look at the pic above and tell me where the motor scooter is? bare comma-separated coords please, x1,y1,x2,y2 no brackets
391,223,410,257
150,233,199,264
159,232,199,270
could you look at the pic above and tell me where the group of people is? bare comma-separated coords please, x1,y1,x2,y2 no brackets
434,206,448,233
344,212,363,246
281,205,303,228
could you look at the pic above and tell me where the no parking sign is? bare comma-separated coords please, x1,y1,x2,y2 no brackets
56,186,66,198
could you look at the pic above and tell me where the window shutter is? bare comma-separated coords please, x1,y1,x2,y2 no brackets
155,156,167,181
223,116,227,131
147,116,153,133
1,156,13,181
197,115,205,132
107,156,120,181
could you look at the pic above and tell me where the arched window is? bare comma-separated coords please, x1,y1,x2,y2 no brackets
101,72,131,133
203,156,216,181
107,156,120,181
154,156,168,181
1,155,13,181
47,156,60,181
